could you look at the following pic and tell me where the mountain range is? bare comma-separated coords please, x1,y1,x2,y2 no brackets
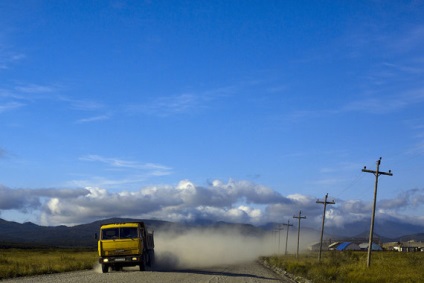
0,217,423,248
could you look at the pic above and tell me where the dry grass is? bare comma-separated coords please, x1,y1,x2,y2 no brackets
263,251,424,283
0,248,97,280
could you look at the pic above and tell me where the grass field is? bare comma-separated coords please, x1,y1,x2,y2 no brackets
0,248,97,280
263,251,424,283
2,248,424,282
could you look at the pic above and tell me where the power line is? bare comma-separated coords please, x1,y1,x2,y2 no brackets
333,172,365,199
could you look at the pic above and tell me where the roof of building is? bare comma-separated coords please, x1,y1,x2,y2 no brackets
328,242,340,248
336,242,352,251
359,242,382,250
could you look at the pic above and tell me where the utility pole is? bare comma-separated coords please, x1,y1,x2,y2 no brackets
362,157,392,267
274,224,284,254
293,210,307,258
283,220,293,255
272,229,278,253
316,193,335,262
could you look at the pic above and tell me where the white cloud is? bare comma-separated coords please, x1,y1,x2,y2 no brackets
68,175,154,189
34,179,296,225
58,95,105,111
390,25,424,54
79,154,172,175
86,187,108,198
287,194,314,205
0,44,25,69
0,185,88,212
75,115,110,124
342,93,421,114
126,93,205,117
14,84,57,94
125,84,236,118
0,101,24,113
47,198,61,214
1,181,424,229
0,83,61,116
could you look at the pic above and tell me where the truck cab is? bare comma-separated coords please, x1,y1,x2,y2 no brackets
97,222,154,273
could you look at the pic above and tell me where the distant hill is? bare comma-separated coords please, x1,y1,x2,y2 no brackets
0,218,265,248
398,233,424,242
1,217,423,248
323,217,424,240
0,218,175,248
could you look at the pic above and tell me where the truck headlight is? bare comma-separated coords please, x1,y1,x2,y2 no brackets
103,259,109,263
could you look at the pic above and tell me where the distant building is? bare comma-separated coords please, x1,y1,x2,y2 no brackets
385,241,424,252
308,240,332,251
381,242,398,251
359,242,382,251
335,242,361,251
328,242,340,250
308,240,387,252
308,242,322,251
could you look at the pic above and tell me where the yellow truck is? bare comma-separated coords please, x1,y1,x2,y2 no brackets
97,222,155,273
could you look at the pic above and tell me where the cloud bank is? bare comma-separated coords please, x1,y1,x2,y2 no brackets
1,180,424,230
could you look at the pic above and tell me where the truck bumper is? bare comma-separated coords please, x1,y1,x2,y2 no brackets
99,256,141,266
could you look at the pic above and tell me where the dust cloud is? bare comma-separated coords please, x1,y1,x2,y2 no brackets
93,225,318,271
154,227,310,270
93,263,103,273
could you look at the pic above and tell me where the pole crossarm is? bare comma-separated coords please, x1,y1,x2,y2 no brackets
282,221,294,227
362,157,393,268
362,168,393,176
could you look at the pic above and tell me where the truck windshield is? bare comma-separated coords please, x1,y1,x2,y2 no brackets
102,227,138,239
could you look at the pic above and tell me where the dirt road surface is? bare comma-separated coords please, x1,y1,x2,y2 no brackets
2,261,294,283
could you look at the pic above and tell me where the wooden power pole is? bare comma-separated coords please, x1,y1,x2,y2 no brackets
362,157,392,267
316,193,335,262
283,220,293,255
293,210,307,258
274,224,284,254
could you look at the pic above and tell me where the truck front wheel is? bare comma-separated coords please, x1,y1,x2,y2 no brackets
148,250,155,268
139,260,146,271
139,254,147,271
101,264,109,273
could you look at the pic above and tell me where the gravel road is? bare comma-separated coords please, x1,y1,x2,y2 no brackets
1,261,294,283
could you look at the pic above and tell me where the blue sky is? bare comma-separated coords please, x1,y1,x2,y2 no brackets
1,1,424,228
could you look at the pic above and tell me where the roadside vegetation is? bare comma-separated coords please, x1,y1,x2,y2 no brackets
0,248,97,280
263,251,424,283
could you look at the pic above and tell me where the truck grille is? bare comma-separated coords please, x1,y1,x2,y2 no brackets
110,249,129,255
